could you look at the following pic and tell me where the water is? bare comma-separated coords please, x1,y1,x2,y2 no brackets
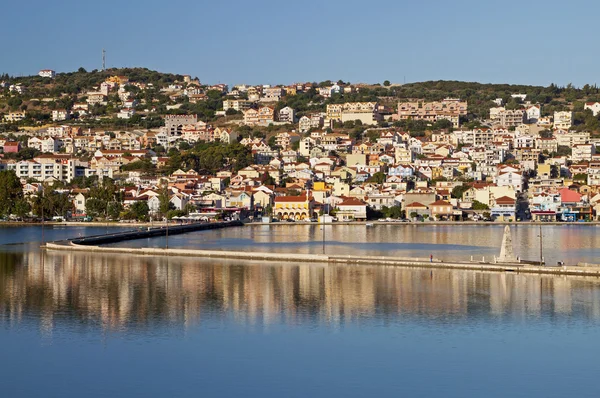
108,224,600,265
1,226,600,397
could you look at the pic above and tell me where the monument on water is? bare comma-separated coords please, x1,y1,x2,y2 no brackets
497,225,519,263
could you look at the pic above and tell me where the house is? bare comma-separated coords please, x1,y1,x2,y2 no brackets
490,196,516,221
526,105,541,123
429,200,454,220
39,69,56,78
335,198,367,221
584,102,600,116
52,109,70,122
405,202,430,219
3,141,21,153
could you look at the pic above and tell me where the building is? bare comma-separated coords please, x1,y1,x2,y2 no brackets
3,141,21,153
86,92,107,105
52,109,70,122
326,102,381,125
222,99,252,112
273,195,314,221
117,108,135,119
261,87,284,102
4,157,86,182
244,107,275,126
490,196,516,221
395,98,467,128
489,107,525,127
164,114,197,136
526,105,541,123
3,111,26,122
572,144,595,163
38,69,56,78
554,111,573,130
429,200,454,220
584,102,600,116
335,198,367,221
278,106,296,123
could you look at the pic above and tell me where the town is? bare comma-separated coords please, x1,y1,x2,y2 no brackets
1,67,599,223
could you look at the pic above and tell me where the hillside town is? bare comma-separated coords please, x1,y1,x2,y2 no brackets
2,68,600,223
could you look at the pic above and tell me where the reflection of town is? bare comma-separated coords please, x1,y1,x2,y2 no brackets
2,250,600,333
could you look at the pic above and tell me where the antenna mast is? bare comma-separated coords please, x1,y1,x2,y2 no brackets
102,49,106,71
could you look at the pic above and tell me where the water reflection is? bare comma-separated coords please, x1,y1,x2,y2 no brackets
2,250,600,334
106,224,600,264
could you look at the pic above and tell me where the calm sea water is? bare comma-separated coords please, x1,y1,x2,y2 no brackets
1,226,600,397
108,224,600,265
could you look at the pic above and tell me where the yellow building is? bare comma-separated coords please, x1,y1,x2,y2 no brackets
274,196,315,220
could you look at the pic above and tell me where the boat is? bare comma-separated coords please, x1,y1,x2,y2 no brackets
366,223,374,227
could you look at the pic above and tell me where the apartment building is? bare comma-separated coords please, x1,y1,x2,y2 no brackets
489,107,525,127
222,99,252,112
278,106,296,123
395,98,467,128
164,114,198,136
243,107,275,126
572,144,595,163
3,157,86,183
3,111,26,122
326,102,381,125
554,111,573,130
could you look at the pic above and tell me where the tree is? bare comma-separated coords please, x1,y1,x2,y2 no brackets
158,186,174,218
130,201,149,221
451,184,470,199
0,170,24,217
13,199,31,219
383,80,391,87
85,179,120,219
472,200,490,210
368,171,386,184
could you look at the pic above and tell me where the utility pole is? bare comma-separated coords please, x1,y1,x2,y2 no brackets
539,224,543,266
41,199,45,247
166,216,169,250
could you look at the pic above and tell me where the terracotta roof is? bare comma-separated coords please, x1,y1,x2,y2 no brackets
495,196,516,204
405,202,427,208
274,195,312,202
430,200,452,206
338,198,367,207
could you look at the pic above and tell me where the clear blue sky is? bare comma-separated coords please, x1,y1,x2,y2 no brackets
1,0,596,87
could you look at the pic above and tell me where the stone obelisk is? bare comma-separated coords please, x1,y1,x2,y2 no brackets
498,225,518,263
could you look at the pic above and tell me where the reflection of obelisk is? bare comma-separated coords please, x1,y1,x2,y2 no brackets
498,225,518,263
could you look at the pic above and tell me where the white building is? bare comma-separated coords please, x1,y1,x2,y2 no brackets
52,109,70,122
572,144,595,163
5,158,86,182
278,106,296,123
526,105,541,123
117,108,135,119
38,69,56,79
584,102,600,116
554,111,573,130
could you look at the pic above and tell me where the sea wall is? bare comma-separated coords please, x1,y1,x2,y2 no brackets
44,242,600,278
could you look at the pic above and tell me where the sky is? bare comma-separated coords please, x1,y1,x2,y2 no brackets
1,0,597,87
